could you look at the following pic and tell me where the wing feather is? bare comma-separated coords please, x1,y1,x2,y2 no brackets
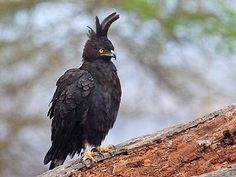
44,68,94,166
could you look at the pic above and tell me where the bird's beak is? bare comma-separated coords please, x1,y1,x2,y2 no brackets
100,50,116,59
111,50,116,60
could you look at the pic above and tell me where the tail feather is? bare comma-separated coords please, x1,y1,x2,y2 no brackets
49,158,66,170
44,147,53,165
44,147,67,170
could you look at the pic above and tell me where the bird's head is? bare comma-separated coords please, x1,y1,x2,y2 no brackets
82,12,119,62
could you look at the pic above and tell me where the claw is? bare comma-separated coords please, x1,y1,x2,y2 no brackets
82,151,96,168
83,151,96,162
81,142,115,167
81,151,84,157
94,144,115,156
91,147,99,152
91,148,105,158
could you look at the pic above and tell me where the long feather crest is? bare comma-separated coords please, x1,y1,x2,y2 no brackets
87,12,119,38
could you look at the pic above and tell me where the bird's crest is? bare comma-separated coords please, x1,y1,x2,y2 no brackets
87,12,119,38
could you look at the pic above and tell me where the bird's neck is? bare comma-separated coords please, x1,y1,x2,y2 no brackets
82,59,115,69
80,60,117,78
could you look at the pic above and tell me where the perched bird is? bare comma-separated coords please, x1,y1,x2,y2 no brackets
44,12,121,170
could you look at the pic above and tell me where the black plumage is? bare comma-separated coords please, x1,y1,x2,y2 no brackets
44,12,121,170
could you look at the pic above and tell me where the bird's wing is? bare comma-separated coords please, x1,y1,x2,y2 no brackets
46,68,94,155
48,68,93,118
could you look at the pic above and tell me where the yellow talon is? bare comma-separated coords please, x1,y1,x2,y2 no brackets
96,144,114,153
83,142,96,162
83,151,95,162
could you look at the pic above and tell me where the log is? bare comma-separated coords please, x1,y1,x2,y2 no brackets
38,104,236,177
196,164,236,177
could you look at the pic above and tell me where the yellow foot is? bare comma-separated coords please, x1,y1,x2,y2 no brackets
95,144,115,153
82,151,96,162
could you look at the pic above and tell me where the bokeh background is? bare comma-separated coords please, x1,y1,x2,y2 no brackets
1,0,236,176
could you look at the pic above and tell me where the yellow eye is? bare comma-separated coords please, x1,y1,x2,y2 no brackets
99,48,104,53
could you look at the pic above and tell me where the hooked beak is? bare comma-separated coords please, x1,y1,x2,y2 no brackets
100,50,116,59
111,50,116,59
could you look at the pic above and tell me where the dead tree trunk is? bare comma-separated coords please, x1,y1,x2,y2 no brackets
38,104,236,177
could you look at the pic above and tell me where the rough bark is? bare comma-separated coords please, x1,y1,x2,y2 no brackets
38,104,236,177
196,164,236,177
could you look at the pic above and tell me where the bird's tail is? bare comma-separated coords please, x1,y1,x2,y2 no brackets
43,147,67,170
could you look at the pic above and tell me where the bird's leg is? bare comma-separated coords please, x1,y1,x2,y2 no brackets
82,142,96,162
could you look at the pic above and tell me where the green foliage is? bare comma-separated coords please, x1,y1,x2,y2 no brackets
116,0,236,52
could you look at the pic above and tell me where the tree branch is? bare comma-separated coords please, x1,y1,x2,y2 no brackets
38,104,236,177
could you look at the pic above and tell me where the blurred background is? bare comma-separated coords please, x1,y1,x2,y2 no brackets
1,0,236,176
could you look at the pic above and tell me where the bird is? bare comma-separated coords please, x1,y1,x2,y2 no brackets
43,12,121,170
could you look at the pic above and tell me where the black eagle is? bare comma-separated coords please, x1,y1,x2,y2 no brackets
44,12,121,170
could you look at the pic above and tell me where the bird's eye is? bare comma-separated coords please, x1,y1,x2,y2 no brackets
99,48,104,53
